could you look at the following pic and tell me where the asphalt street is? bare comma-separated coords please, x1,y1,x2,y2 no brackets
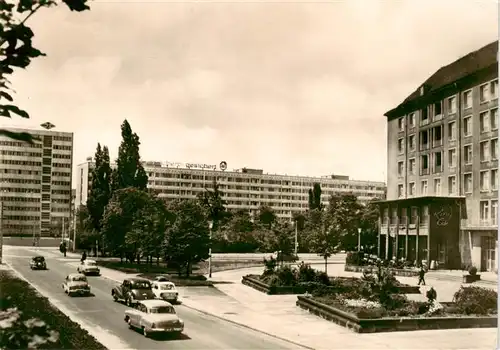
4,246,301,350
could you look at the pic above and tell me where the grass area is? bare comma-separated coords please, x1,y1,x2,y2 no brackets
0,269,106,350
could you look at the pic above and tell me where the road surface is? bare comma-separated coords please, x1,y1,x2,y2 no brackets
4,246,302,350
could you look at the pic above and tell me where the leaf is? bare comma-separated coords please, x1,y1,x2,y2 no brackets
62,0,90,12
0,91,13,101
1,104,30,118
0,129,39,144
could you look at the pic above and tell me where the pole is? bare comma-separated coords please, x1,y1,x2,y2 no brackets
0,201,3,264
208,225,212,278
358,231,361,252
72,212,77,252
294,221,298,256
96,240,99,259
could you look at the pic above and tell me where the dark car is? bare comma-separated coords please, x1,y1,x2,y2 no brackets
29,256,47,270
111,278,155,307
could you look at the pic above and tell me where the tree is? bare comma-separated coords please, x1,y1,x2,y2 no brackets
74,205,97,251
86,143,112,233
197,178,229,232
267,220,294,265
165,199,210,276
217,209,260,253
0,0,91,143
326,193,363,251
258,205,276,229
111,120,148,192
359,199,380,253
308,211,340,275
308,183,323,211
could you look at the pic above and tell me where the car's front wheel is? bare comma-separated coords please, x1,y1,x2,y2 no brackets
142,327,148,337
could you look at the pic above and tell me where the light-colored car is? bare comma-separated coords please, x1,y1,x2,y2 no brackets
124,299,184,337
77,259,100,276
62,273,91,296
151,281,178,303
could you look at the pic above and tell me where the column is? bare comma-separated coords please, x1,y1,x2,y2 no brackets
395,213,399,260
470,232,482,269
377,215,382,257
404,207,409,260
415,215,419,264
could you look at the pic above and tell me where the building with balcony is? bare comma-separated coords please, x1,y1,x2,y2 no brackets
377,41,498,272
0,127,74,238
76,159,386,222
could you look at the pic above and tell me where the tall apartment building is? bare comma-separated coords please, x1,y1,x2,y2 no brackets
0,127,73,238
377,41,498,272
76,160,386,221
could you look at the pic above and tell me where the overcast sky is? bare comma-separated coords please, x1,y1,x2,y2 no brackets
2,0,498,185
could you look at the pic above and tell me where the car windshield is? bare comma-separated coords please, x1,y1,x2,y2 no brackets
72,276,87,282
132,282,151,289
160,284,174,290
33,257,45,262
86,262,96,266
150,306,175,314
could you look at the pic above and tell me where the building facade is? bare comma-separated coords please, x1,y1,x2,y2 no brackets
76,160,386,222
378,41,498,272
0,127,74,238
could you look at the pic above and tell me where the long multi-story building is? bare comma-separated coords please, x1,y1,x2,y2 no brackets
76,159,386,221
377,41,498,272
0,127,74,238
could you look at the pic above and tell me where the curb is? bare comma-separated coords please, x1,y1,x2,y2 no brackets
3,262,132,350
180,302,315,350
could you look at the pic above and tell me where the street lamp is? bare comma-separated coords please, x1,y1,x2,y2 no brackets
208,220,213,278
357,228,362,252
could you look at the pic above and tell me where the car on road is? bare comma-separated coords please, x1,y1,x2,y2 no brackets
62,273,91,296
112,278,156,306
124,299,184,337
151,281,179,303
29,256,47,270
77,259,100,276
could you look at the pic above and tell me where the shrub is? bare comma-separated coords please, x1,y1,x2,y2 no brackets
360,266,400,308
297,262,317,282
262,256,277,277
275,265,297,286
311,284,338,297
468,266,478,276
354,307,385,319
453,286,497,315
346,251,365,266
298,281,324,293
314,271,330,286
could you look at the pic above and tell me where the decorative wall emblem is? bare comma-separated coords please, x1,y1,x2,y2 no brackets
434,205,453,226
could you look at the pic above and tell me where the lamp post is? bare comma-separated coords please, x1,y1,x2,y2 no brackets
294,220,298,256
208,220,213,278
357,228,362,252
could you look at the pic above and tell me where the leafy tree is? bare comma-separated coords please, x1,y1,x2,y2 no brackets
359,199,380,253
326,193,363,251
300,209,323,253
197,178,229,231
308,183,323,211
0,0,91,143
165,199,210,276
267,220,294,265
111,120,148,192
86,143,112,233
308,211,340,275
74,205,97,251
292,212,307,252
258,205,276,229
217,209,259,253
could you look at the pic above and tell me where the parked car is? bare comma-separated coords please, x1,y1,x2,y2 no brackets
29,256,47,270
124,299,184,337
151,281,179,303
77,259,100,276
112,278,155,306
62,273,91,296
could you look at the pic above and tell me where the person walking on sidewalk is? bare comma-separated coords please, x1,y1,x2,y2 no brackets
81,251,87,264
418,265,426,285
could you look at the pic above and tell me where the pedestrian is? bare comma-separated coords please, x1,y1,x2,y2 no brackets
418,265,426,286
81,251,87,264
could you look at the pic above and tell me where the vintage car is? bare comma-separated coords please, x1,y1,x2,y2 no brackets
112,278,156,306
29,256,47,270
151,281,179,303
124,299,184,337
62,273,91,296
77,259,100,276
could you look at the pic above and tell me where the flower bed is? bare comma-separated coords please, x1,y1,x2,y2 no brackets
344,264,419,277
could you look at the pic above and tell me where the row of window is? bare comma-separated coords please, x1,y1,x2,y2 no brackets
397,80,499,130
0,188,72,195
0,140,42,149
398,168,498,197
52,136,72,142
53,145,71,151
52,154,71,159
479,200,499,224
0,197,70,204
3,215,40,221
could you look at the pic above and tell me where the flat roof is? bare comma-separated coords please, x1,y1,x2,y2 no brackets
373,196,465,205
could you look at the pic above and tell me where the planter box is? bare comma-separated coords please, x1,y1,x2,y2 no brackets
345,264,419,277
463,274,481,283
296,296,497,333
241,275,305,295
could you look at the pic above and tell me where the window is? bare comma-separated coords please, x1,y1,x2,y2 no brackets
480,83,490,103
480,201,489,223
480,170,490,191
398,184,404,198
480,111,490,132
408,135,416,151
408,113,416,128
434,101,442,117
398,117,405,131
464,144,473,165
433,125,442,146
409,158,416,175
421,180,428,195
491,169,498,190
434,178,441,195
492,200,498,225
480,141,490,161
447,96,456,114
492,108,498,130
421,108,429,125
463,90,472,109
397,161,404,176
492,80,498,99
409,182,416,196
434,151,442,173
398,138,404,154
421,154,429,175
448,176,456,194
448,121,457,141
463,116,472,136
464,173,473,194
448,148,457,168
491,138,498,160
